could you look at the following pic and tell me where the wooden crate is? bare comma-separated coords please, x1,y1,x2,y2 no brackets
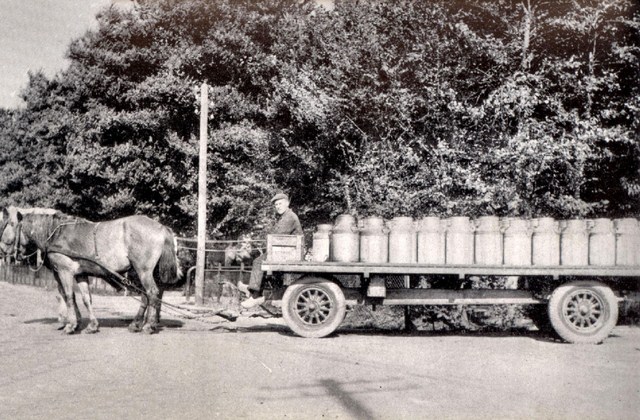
267,235,304,262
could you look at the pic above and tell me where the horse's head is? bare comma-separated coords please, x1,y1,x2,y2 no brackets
0,207,26,258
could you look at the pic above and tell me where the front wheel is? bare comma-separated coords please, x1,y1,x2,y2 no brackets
282,278,346,338
548,281,619,344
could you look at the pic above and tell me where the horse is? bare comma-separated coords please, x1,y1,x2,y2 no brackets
0,207,183,334
0,207,77,325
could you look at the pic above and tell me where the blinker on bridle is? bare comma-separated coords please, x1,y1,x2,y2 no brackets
0,216,25,262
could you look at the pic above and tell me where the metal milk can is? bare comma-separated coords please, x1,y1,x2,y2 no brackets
502,218,532,266
312,224,332,262
614,218,640,266
588,218,615,266
359,216,388,263
531,217,560,266
388,216,417,263
473,216,503,265
417,216,445,264
330,214,360,263
560,219,590,266
445,217,474,265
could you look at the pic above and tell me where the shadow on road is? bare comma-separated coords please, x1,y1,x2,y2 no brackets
260,325,566,343
208,322,289,334
330,327,564,343
259,377,411,419
23,317,185,330
318,378,378,420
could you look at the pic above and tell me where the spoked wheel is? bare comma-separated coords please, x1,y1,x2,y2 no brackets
548,281,619,344
282,278,346,338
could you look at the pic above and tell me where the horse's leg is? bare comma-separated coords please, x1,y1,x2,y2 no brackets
76,276,99,334
53,271,80,332
57,270,80,334
128,293,148,333
139,270,160,334
155,287,165,324
55,282,68,330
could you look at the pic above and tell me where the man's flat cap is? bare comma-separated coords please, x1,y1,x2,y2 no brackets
271,193,289,202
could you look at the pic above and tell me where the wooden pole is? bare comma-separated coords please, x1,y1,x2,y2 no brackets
195,82,208,305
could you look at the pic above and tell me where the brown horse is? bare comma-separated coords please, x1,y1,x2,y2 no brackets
0,207,182,334
0,207,78,325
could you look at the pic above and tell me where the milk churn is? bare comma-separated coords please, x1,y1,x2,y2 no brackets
444,217,474,265
588,218,616,266
359,216,388,263
531,217,560,266
560,219,590,266
312,224,332,262
330,214,360,262
417,217,445,264
473,216,502,265
614,218,640,266
388,216,417,263
502,218,532,266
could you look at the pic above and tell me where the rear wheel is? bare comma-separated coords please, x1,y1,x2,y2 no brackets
548,281,619,344
282,278,346,338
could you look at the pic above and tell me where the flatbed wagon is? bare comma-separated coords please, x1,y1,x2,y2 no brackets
261,229,640,343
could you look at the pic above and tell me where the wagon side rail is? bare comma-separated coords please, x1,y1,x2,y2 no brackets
262,261,640,279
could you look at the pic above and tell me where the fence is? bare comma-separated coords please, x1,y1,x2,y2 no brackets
0,264,119,294
177,236,261,301
183,263,252,302
0,261,250,300
1,237,260,299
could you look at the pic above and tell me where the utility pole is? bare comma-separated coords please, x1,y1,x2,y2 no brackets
195,82,208,305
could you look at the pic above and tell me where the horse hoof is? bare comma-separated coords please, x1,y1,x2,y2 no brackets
82,326,99,334
63,325,76,335
142,324,157,335
128,323,142,333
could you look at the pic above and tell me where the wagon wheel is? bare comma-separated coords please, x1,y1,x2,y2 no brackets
548,281,619,344
282,278,346,338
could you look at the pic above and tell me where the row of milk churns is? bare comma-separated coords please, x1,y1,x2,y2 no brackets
311,215,640,267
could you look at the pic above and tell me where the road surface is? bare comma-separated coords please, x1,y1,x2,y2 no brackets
0,281,638,419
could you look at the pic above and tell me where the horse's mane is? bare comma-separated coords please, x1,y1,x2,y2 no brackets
14,207,59,216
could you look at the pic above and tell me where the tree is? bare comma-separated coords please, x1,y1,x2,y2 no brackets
1,0,638,235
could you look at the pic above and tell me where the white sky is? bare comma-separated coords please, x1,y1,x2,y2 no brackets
0,0,334,109
0,0,130,109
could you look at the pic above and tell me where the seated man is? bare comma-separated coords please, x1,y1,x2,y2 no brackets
239,192,303,309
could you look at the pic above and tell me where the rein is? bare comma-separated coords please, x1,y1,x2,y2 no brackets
45,245,235,321
43,220,86,247
46,245,137,290
12,218,89,268
10,216,237,323
12,222,21,262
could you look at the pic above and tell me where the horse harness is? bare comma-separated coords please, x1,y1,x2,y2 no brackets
8,218,123,282
2,215,238,323
38,219,102,260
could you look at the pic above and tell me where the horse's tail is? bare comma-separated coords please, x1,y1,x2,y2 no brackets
156,227,183,285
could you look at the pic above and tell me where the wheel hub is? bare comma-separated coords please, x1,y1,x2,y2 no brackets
295,287,333,326
563,290,604,331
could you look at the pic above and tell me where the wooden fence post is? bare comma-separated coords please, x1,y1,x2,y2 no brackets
195,82,209,305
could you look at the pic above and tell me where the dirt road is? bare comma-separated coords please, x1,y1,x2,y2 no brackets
0,281,638,420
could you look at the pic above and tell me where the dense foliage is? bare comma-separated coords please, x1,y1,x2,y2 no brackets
1,0,638,237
